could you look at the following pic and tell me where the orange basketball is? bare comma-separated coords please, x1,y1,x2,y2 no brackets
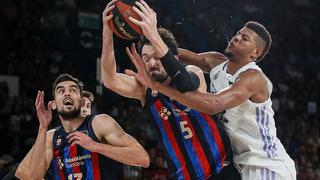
108,0,143,40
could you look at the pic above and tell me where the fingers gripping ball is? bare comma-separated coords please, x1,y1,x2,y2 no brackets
108,0,143,40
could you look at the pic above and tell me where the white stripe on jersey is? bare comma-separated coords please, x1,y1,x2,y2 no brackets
240,165,296,180
256,106,278,158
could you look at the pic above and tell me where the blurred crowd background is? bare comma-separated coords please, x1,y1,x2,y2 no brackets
0,0,319,179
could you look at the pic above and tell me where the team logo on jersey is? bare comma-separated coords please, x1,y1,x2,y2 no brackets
151,90,158,97
159,107,171,120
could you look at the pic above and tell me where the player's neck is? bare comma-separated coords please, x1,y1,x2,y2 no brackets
60,116,85,133
227,57,253,75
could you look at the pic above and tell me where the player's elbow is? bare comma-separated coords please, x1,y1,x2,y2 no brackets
16,164,46,180
139,151,150,168
101,69,117,89
142,156,150,168
15,168,26,180
15,168,39,180
102,78,116,91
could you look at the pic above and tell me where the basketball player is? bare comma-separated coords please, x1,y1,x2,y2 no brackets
127,2,297,179
101,2,240,180
15,74,149,179
44,90,97,179
81,90,95,117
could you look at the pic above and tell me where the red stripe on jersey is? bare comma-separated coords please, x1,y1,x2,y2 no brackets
91,152,101,180
172,104,211,178
69,145,81,174
201,113,227,166
54,149,66,180
155,101,191,180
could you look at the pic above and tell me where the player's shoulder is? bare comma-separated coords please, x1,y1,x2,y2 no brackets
91,114,119,137
186,64,203,74
237,68,267,87
240,68,264,79
93,114,113,121
92,114,117,128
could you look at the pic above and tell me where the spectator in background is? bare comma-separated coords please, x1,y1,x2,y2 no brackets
81,90,95,117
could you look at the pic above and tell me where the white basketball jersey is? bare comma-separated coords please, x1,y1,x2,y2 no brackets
209,61,295,170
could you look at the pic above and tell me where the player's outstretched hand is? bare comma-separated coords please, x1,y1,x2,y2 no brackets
35,91,53,130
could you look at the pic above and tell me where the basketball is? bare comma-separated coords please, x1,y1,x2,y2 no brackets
108,0,143,40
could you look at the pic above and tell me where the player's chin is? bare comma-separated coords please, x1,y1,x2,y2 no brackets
225,47,232,53
224,49,234,58
63,106,77,112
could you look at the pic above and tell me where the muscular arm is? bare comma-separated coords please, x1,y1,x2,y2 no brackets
155,69,267,115
91,114,150,167
15,129,54,180
178,48,228,73
101,5,145,101
101,33,145,101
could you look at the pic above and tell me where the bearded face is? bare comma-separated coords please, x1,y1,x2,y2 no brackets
54,81,82,120
141,45,169,83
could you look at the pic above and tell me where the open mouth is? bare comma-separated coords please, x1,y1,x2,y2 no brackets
63,98,74,106
149,68,159,72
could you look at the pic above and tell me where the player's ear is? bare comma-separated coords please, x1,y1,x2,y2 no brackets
250,48,263,60
51,101,57,110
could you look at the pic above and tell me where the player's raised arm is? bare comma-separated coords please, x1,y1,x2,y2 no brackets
101,1,145,101
15,92,54,179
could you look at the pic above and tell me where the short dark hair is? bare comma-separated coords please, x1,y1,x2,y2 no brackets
83,90,95,102
138,28,179,55
52,74,83,98
245,21,272,61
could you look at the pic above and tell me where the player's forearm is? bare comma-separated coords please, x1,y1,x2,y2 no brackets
156,84,222,115
101,35,117,87
178,49,227,73
94,142,150,168
148,32,168,58
16,128,48,179
160,50,200,92
178,48,209,71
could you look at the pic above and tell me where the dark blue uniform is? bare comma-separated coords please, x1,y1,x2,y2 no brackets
144,88,236,180
48,115,120,180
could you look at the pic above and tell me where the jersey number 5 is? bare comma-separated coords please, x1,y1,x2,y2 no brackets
180,121,193,139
